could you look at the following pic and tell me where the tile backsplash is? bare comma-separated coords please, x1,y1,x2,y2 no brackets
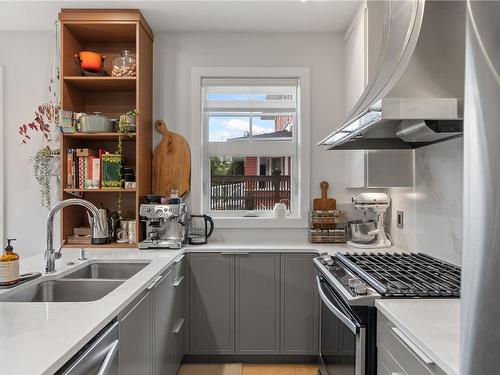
388,137,463,264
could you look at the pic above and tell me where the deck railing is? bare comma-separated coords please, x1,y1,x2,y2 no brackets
211,175,291,211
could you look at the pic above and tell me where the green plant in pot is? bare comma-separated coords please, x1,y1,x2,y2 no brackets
19,103,61,208
116,109,138,156
114,109,138,218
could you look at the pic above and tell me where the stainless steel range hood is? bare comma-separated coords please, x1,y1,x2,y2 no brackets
319,0,465,150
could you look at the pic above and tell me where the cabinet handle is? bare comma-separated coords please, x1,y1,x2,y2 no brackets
173,275,184,287
172,318,185,334
391,327,434,365
174,254,185,264
146,275,163,290
220,252,235,255
220,252,249,255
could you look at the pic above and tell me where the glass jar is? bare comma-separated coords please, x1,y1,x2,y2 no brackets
112,50,136,77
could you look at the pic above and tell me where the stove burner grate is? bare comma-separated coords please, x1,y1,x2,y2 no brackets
336,252,461,297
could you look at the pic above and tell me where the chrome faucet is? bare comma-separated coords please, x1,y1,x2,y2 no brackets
45,198,102,273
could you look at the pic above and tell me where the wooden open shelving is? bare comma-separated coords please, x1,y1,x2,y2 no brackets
63,76,136,91
63,132,136,141
59,9,153,249
64,188,137,194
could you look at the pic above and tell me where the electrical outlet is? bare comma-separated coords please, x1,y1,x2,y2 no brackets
397,211,404,228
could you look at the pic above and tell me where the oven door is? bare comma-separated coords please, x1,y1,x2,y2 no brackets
316,275,366,375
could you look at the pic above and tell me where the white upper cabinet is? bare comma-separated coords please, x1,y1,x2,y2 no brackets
344,1,385,116
344,4,367,116
343,2,413,189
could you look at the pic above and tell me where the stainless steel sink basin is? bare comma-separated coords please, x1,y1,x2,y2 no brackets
63,262,148,280
0,279,123,302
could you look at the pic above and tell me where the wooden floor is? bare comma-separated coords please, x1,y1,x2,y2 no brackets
242,364,319,375
177,363,319,375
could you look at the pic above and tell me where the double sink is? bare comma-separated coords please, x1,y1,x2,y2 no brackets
0,262,150,303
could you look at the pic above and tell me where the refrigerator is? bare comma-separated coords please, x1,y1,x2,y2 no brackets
461,2,500,374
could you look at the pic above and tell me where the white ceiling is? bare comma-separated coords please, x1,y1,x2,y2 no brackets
0,1,361,33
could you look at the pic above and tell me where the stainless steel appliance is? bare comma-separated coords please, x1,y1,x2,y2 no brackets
462,3,500,373
347,193,391,249
139,203,188,249
319,1,465,149
56,321,119,375
188,214,214,245
87,207,110,245
314,252,461,375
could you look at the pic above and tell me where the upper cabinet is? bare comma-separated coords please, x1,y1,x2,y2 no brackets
344,1,385,116
346,150,414,188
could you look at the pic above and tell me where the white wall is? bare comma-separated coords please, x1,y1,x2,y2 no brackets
0,31,349,253
0,31,60,258
387,138,463,264
0,29,464,259
153,32,351,243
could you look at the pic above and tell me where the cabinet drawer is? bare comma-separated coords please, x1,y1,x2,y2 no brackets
378,343,407,375
172,254,186,281
377,312,435,375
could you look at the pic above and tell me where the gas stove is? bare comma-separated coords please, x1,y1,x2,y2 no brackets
314,251,461,375
314,251,461,305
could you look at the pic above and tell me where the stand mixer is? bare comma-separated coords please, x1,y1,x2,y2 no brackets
347,192,392,249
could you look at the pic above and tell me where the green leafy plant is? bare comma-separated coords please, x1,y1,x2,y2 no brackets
115,109,138,219
32,147,60,207
19,103,61,207
117,109,138,156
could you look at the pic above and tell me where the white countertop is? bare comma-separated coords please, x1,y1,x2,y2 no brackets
376,299,460,375
0,242,403,375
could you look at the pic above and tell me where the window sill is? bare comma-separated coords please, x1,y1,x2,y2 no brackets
212,216,308,229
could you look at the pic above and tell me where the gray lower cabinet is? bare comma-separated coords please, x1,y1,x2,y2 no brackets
188,252,319,357
236,253,280,354
189,253,235,354
280,253,318,354
172,255,187,369
119,255,187,375
153,267,174,375
119,289,154,375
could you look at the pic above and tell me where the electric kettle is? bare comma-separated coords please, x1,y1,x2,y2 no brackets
87,207,110,245
188,215,214,245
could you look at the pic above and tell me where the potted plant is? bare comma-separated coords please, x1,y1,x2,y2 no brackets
19,103,61,207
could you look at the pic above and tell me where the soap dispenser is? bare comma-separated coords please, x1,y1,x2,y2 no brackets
0,239,20,286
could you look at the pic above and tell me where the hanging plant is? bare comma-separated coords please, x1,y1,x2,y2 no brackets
117,109,138,156
18,103,60,144
115,109,138,218
18,21,61,208
32,147,59,207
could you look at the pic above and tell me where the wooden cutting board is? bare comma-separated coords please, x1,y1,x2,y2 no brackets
153,120,191,197
313,181,336,211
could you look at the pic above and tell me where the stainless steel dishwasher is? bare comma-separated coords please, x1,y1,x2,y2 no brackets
56,321,119,375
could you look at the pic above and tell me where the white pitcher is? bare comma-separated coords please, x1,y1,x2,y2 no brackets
273,202,289,219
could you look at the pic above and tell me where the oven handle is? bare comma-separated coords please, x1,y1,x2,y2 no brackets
316,275,358,334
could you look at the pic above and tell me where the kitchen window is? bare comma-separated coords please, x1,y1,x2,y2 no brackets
192,69,310,227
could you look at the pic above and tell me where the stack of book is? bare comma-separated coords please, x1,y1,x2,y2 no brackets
67,148,106,190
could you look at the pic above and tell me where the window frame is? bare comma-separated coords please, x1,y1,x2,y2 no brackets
0,66,4,243
191,67,310,228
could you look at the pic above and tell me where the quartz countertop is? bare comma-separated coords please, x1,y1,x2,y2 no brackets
375,299,460,375
0,242,402,375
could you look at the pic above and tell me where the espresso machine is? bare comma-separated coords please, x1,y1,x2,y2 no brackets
139,203,188,249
